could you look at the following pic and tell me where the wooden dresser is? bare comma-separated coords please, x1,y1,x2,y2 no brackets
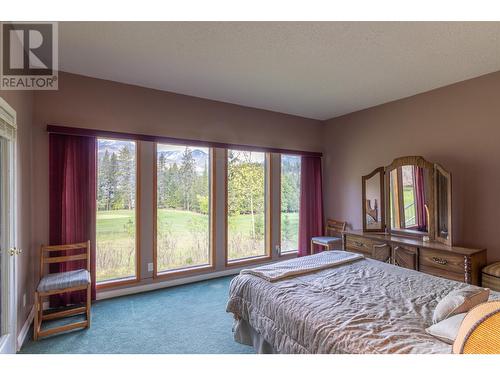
343,230,487,285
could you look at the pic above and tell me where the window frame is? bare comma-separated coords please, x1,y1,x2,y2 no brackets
152,143,216,280
96,139,141,290
224,149,272,267
278,154,301,256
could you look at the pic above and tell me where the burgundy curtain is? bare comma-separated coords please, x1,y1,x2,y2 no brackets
415,166,427,232
49,134,97,306
298,156,324,257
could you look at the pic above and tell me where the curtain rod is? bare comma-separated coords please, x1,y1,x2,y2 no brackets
46,125,323,158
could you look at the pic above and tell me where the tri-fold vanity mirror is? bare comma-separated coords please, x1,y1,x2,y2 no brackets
362,156,452,245
351,155,485,285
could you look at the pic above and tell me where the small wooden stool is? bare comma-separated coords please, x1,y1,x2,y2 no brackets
482,262,500,292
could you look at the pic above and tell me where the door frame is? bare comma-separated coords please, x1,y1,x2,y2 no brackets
0,97,18,354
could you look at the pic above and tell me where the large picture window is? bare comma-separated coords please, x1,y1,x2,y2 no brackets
96,139,137,283
155,144,211,273
280,155,301,253
227,150,268,261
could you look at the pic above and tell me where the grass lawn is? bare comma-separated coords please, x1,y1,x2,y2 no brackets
96,209,136,282
402,186,416,227
280,212,299,252
96,209,300,282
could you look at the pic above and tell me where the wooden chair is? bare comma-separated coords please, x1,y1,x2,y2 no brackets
34,241,91,341
310,219,347,254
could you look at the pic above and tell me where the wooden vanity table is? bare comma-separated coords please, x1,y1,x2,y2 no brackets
343,230,486,285
346,156,487,286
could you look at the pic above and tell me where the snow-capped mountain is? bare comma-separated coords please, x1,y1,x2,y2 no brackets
97,140,208,173
157,148,208,173
97,140,134,157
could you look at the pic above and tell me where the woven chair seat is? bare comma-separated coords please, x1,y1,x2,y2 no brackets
37,269,90,292
311,236,342,245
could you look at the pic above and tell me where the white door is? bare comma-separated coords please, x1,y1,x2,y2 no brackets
0,98,17,354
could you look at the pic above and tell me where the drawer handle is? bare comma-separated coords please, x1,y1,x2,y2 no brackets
354,241,365,247
373,243,388,248
432,257,448,265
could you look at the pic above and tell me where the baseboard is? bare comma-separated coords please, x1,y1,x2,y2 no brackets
17,305,35,352
96,262,273,300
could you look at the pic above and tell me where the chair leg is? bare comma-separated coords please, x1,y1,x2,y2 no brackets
33,292,39,341
86,283,91,329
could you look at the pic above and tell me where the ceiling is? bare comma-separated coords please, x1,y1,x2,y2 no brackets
59,22,500,120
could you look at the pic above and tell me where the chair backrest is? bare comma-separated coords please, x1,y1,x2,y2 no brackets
39,241,90,279
325,219,346,237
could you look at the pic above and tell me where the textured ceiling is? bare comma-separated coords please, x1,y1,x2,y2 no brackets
59,22,500,120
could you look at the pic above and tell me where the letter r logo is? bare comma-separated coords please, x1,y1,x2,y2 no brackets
2,23,54,75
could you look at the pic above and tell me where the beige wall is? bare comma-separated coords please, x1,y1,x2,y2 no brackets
323,71,500,262
0,91,34,337
31,72,324,292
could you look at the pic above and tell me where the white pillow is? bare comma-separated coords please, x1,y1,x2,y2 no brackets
432,287,490,324
426,313,467,344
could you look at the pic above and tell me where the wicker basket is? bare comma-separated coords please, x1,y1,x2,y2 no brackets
482,262,500,292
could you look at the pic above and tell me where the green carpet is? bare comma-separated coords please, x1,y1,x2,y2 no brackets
20,276,255,354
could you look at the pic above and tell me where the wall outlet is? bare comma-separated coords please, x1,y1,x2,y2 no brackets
148,263,153,272
23,293,26,307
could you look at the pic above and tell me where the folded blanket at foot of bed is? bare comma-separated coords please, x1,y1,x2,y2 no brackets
240,250,364,282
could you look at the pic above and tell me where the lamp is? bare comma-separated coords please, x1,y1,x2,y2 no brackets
453,300,500,354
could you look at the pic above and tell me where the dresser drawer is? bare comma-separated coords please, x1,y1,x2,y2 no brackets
419,249,465,274
372,242,391,263
419,265,465,283
393,245,418,270
344,235,373,255
345,235,390,261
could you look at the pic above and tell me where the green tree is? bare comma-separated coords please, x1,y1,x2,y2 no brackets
118,145,135,210
179,147,196,211
157,153,167,208
281,156,301,213
108,152,120,210
98,150,120,210
227,151,265,240
197,194,209,215
97,149,111,210
165,163,182,209
192,161,209,213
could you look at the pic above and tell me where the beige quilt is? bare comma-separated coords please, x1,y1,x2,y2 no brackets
227,256,500,354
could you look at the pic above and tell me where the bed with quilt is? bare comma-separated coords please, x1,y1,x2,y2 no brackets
226,251,499,354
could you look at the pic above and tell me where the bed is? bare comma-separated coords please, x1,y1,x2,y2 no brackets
226,251,499,354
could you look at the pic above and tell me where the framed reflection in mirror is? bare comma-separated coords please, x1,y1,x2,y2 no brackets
385,156,435,240
362,167,385,232
388,166,429,231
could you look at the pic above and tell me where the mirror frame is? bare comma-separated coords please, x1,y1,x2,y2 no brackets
384,156,435,240
362,167,385,232
434,163,452,246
